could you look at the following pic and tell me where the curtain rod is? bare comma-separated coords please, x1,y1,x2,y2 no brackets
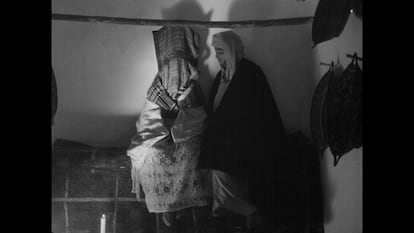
320,62,334,67
52,13,314,28
346,53,363,61
52,197,139,202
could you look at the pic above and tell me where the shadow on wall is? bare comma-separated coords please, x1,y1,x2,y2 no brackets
160,0,213,97
227,0,316,136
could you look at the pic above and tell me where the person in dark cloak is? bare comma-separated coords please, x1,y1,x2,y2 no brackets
198,31,286,230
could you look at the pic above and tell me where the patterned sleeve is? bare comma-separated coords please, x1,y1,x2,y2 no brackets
146,74,179,112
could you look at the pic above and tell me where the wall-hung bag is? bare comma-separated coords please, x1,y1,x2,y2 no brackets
326,57,362,166
311,64,334,154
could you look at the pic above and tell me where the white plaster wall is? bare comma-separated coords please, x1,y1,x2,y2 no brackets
51,1,362,232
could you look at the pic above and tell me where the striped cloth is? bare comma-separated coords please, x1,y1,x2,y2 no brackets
147,75,205,113
147,26,202,113
177,79,204,109
147,74,179,112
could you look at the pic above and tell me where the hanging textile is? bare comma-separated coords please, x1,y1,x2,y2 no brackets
311,62,345,155
326,57,362,166
127,26,209,213
152,26,200,100
52,66,57,125
312,0,353,46
311,65,333,153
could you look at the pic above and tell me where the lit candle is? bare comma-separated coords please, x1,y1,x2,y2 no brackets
100,214,106,233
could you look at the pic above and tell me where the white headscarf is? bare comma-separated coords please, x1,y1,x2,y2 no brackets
212,31,245,82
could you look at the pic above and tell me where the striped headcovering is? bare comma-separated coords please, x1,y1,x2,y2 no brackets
147,26,203,113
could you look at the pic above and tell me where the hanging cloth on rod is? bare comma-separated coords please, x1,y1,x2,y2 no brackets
326,56,362,166
51,13,314,29
311,63,334,154
311,61,345,156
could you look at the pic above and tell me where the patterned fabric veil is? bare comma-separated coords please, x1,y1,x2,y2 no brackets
147,26,204,113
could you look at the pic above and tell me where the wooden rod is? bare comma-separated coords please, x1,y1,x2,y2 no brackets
53,148,126,153
320,62,333,67
64,173,69,233
346,53,363,61
113,172,120,233
55,165,130,173
52,13,314,28
52,197,139,202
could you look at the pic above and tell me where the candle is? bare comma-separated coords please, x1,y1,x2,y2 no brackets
100,214,106,233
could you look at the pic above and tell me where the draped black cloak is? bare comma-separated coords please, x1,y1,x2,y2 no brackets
199,59,324,232
198,58,286,222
